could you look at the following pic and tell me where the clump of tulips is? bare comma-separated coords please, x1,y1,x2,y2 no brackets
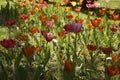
0,0,120,80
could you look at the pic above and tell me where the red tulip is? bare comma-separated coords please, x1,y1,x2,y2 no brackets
102,47,112,54
22,46,35,57
45,33,54,42
105,65,118,77
18,14,28,20
41,30,49,37
64,60,71,73
87,44,97,51
3,20,16,26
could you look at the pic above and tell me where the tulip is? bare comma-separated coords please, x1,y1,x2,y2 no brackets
72,22,82,33
3,20,16,26
41,30,49,37
64,60,71,73
0,39,16,49
18,14,28,20
112,55,120,63
44,21,54,27
51,14,57,20
87,44,97,51
22,46,35,57
105,65,118,77
45,33,54,42
102,47,112,54
18,35,28,41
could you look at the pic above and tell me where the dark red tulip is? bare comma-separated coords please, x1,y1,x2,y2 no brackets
102,47,112,54
0,39,16,49
87,44,97,51
3,20,16,26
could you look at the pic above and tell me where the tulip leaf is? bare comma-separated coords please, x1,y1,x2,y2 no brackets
33,65,44,80
14,53,23,71
0,62,8,80
63,62,75,80
15,66,28,80
43,49,50,66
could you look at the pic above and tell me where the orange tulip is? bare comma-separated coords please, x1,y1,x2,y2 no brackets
99,8,106,15
91,18,101,27
51,14,57,20
22,46,35,57
64,7,70,12
64,0,69,3
58,31,65,38
75,19,83,23
54,3,60,8
89,11,93,15
35,46,41,52
19,2,25,7
98,26,104,31
111,14,119,21
64,60,71,73
29,27,38,34
38,0,43,3
88,21,95,29
18,35,28,41
108,9,114,15
39,15,47,22
105,65,118,77
112,55,120,62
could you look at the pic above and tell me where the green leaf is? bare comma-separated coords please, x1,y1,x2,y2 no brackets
0,63,8,80
63,62,75,80
14,53,23,71
15,66,28,80
33,65,44,80
43,49,50,66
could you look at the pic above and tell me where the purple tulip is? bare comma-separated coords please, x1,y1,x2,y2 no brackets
72,22,82,33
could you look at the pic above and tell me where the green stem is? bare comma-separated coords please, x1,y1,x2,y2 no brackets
73,33,77,62
0,62,8,80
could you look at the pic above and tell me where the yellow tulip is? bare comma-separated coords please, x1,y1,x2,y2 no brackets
64,7,70,12
83,46,89,56
71,1,77,7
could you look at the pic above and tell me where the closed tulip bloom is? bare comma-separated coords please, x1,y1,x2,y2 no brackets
39,15,47,22
64,24,73,32
87,44,97,51
0,39,16,49
99,8,106,15
105,65,118,77
3,20,16,26
51,14,57,20
41,30,49,37
112,55,120,63
29,27,38,34
18,35,28,41
22,46,35,57
64,60,71,73
91,18,101,27
18,14,28,20
111,14,119,21
45,33,54,42
108,9,114,15
44,21,54,27
102,47,112,54
72,22,83,33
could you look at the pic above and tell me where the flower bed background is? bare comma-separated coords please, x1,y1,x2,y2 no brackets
0,0,120,80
